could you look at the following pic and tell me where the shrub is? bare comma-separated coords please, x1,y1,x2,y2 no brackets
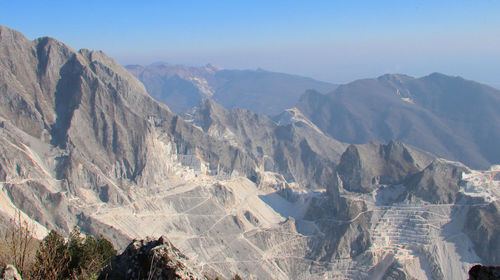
30,227,116,280
1,214,116,280
30,230,69,280
0,211,38,278
66,228,116,279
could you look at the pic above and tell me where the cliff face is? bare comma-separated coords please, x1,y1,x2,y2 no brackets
0,25,345,279
193,98,346,190
335,141,433,193
0,24,264,244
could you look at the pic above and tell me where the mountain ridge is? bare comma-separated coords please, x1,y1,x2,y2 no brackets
297,72,500,169
126,62,337,115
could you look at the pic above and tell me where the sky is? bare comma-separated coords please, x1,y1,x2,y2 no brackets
1,0,500,86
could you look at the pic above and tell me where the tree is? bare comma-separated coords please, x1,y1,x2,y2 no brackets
31,230,69,280
1,211,37,278
66,227,116,279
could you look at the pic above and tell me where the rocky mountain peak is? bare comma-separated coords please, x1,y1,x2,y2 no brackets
0,24,28,43
336,141,433,193
377,73,414,84
405,158,470,204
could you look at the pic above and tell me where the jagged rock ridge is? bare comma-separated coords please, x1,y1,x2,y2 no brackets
100,236,205,280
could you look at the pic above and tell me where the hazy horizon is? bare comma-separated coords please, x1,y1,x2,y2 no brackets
2,0,499,86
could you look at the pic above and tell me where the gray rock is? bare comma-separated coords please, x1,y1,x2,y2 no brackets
100,236,205,280
405,159,469,204
336,141,433,193
192,98,346,191
463,203,500,265
0,265,22,280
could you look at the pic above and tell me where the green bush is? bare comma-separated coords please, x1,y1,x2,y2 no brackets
66,228,116,279
29,228,116,280
31,230,68,280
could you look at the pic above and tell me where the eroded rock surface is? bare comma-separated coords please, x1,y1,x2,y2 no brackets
101,236,205,280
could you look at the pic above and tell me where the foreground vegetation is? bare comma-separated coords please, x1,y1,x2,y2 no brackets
0,214,115,280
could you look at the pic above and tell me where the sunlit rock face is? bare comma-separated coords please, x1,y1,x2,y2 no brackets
1,25,499,279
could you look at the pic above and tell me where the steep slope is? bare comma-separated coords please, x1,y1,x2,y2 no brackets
192,99,347,190
335,141,433,193
0,24,266,243
0,25,345,279
297,74,500,169
126,63,337,115
304,142,500,279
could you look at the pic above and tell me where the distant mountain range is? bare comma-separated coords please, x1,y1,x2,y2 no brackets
295,73,500,169
127,63,500,170
126,63,337,115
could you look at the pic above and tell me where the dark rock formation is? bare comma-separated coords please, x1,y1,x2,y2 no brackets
100,236,204,280
405,159,469,204
335,141,433,193
464,203,500,265
468,264,500,280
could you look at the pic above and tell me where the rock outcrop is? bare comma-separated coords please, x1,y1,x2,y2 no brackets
335,141,433,193
0,265,22,280
468,264,500,280
100,236,205,280
405,159,469,204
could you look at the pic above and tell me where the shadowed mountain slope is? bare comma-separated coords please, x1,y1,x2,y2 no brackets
126,63,337,115
296,73,500,169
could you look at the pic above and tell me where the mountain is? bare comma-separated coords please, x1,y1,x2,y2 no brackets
191,99,347,189
0,24,348,278
1,25,500,279
126,63,337,115
296,73,500,169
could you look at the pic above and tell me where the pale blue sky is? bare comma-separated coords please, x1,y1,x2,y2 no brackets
2,0,499,85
